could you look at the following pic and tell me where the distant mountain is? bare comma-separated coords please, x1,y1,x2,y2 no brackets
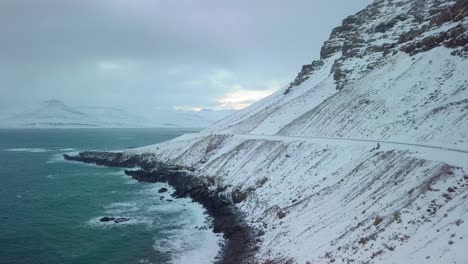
2,99,106,128
76,106,151,128
0,99,235,128
149,109,235,128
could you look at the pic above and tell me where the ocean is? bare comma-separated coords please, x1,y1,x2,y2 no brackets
0,128,221,264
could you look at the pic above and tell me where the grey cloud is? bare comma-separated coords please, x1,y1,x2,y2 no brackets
0,0,372,116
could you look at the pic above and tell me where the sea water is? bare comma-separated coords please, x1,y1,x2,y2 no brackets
0,129,222,264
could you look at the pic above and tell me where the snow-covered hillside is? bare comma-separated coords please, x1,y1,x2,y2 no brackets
114,0,468,263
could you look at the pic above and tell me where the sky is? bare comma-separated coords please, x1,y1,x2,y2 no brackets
0,0,372,117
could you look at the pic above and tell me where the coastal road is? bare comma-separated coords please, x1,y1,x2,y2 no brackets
207,133,468,167
229,133,468,154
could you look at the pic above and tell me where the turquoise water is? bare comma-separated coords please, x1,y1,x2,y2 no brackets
0,129,219,264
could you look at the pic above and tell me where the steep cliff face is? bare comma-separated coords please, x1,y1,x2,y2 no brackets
320,0,468,90
119,0,468,263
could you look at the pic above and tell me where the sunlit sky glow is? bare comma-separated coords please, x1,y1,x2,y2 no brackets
0,0,372,117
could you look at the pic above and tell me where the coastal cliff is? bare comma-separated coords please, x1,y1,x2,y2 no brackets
65,0,468,263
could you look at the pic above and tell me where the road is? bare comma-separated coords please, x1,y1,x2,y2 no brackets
206,133,468,167
227,133,468,154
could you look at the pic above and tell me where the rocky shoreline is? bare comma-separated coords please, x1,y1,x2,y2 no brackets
63,151,257,264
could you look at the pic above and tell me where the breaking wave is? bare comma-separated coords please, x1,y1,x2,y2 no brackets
5,148,51,153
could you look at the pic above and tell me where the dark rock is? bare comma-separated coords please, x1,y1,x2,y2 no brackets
374,17,401,33
373,215,383,226
284,60,324,94
63,152,144,168
232,188,248,204
158,187,168,193
99,216,130,223
277,210,287,219
99,217,115,222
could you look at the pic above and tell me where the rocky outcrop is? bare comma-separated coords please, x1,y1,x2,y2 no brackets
63,152,257,264
63,151,144,168
99,217,131,223
284,60,324,94
286,0,468,91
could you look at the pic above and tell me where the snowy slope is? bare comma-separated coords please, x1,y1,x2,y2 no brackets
110,0,468,263
131,133,468,263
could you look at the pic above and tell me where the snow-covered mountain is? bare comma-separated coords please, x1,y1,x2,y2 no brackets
1,99,107,128
146,109,236,128
0,100,234,128
76,106,152,128
113,0,468,263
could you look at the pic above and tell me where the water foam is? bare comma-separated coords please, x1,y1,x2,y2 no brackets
153,200,223,264
87,179,222,263
58,148,75,151
5,148,51,153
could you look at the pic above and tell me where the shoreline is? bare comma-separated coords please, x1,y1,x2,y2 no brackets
63,151,257,264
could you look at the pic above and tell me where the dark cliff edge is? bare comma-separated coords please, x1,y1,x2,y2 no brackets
63,151,257,264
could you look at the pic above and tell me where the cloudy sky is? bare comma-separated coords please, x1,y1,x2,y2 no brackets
0,0,371,117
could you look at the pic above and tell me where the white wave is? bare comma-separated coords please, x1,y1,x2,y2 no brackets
85,175,222,263
152,201,223,264
138,184,174,197
46,153,66,163
101,171,123,176
125,178,138,184
105,206,140,214
153,223,223,264
5,148,50,153
116,171,138,184
171,232,223,264
104,202,137,208
58,148,75,151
